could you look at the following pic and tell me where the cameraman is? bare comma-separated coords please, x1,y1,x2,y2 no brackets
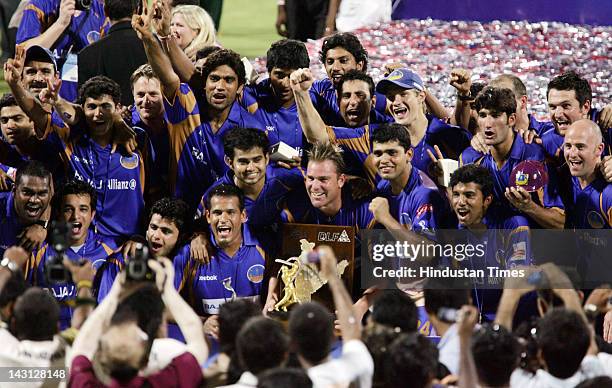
95,197,192,303
69,257,207,387
16,0,108,102
28,179,115,330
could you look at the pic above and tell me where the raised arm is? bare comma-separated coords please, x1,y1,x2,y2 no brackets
70,270,123,362
153,0,197,83
318,245,361,341
20,0,75,49
449,68,473,131
149,258,208,364
133,0,180,99
4,46,50,135
290,68,330,144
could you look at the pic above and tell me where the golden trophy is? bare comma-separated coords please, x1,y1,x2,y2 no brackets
274,239,348,312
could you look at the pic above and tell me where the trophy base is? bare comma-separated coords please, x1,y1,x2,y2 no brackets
268,307,293,322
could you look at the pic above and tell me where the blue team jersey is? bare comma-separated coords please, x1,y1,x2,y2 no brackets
568,177,612,230
282,188,375,232
542,110,611,162
27,230,115,329
328,115,471,185
17,0,108,101
376,167,450,236
590,109,612,156
459,133,564,226
0,192,24,256
199,166,305,255
0,137,65,187
242,79,306,154
163,83,263,210
310,78,393,127
455,215,532,321
130,107,170,197
541,127,564,162
200,166,304,226
94,250,127,303
43,111,149,242
528,114,554,137
163,83,215,210
173,228,266,316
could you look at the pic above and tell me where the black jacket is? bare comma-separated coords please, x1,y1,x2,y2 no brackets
78,20,148,106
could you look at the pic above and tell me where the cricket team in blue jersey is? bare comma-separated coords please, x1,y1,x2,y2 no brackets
1,25,610,342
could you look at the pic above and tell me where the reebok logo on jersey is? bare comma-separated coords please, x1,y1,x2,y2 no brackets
199,275,218,281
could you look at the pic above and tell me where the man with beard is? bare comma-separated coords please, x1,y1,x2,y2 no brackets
294,69,381,184
28,180,114,329
293,67,471,185
0,161,52,256
174,185,266,339
460,86,565,230
14,75,151,245
2,46,67,185
311,32,392,127
16,0,108,102
133,3,262,211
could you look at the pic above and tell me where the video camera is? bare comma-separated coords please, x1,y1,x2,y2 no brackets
45,221,72,284
126,241,155,282
75,0,92,11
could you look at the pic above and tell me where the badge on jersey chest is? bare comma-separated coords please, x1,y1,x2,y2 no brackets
587,210,605,229
247,264,265,283
120,154,139,169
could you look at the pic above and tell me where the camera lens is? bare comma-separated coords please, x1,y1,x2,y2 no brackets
79,0,92,10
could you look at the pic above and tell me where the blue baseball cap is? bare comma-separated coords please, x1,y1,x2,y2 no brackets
24,45,58,72
376,68,424,95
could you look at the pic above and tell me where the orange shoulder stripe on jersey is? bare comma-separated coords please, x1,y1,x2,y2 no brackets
24,4,45,23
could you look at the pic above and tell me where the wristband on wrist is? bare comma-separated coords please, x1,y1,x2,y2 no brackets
77,280,93,290
457,93,473,101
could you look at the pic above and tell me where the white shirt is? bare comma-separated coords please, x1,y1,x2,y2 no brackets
510,354,606,388
218,371,257,388
142,338,188,375
0,328,68,388
308,340,374,388
437,323,460,375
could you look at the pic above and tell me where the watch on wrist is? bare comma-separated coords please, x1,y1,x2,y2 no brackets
0,257,19,273
33,219,49,229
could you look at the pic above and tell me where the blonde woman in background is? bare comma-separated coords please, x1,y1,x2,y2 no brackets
171,5,217,61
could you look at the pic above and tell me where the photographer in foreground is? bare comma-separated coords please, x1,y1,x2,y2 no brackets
69,257,207,387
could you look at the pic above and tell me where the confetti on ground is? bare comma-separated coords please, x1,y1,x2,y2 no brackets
254,19,611,119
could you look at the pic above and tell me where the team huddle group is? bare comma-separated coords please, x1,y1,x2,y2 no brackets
0,0,611,386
